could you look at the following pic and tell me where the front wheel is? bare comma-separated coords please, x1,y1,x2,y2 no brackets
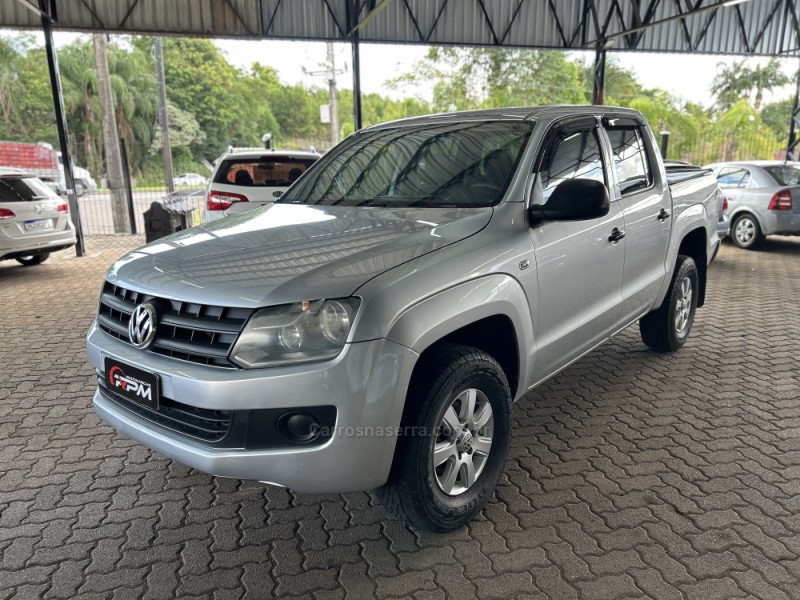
16,253,49,267
74,182,86,197
731,213,764,249
640,255,698,353
379,344,512,532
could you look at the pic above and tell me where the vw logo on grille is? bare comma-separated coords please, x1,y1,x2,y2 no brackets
128,302,158,349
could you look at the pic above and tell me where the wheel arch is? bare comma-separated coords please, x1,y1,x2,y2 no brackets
677,227,708,307
385,274,533,403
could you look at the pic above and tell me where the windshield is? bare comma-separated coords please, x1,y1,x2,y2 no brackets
764,165,800,186
278,120,533,208
214,156,317,187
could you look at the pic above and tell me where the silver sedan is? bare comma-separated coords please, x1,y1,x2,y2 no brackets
704,161,800,249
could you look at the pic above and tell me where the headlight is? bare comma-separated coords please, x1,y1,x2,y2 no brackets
230,298,360,368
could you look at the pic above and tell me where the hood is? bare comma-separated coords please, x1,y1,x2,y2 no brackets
107,203,493,308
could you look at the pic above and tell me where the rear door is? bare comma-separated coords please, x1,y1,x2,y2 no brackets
528,118,626,382
602,118,671,320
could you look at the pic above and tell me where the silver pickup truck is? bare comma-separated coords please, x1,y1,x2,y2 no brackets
87,106,720,531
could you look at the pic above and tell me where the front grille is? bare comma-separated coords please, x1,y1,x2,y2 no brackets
96,281,253,368
99,377,233,442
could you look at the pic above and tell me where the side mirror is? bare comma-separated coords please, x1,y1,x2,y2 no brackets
528,178,609,222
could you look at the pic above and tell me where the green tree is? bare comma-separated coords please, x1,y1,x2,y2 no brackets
162,38,259,158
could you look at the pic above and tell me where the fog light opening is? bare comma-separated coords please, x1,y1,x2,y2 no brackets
278,412,321,443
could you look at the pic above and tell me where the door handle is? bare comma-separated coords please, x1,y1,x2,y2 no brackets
608,228,625,243
658,208,671,221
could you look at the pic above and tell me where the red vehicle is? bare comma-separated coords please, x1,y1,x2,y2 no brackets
0,141,60,183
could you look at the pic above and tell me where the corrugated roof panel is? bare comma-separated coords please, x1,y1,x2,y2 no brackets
0,0,796,56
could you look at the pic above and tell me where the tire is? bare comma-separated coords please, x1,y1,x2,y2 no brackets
74,182,86,197
731,213,764,249
16,253,50,267
379,343,512,532
639,255,698,353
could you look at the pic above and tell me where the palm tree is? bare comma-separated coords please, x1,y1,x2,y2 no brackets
711,60,753,111
750,59,789,110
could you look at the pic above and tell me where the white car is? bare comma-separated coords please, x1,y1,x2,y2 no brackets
173,173,207,188
204,149,320,221
0,168,76,266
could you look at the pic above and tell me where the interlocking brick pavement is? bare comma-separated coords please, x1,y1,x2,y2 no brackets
1,234,800,599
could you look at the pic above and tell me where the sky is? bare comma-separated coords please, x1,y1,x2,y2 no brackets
34,31,800,109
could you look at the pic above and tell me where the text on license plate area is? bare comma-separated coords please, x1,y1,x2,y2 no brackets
104,357,160,410
24,219,52,231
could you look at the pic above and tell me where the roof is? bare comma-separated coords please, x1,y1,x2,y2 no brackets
221,149,322,159
0,167,30,177
705,160,800,167
3,0,798,57
364,104,641,130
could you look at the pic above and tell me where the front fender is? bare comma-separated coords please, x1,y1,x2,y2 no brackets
385,274,534,402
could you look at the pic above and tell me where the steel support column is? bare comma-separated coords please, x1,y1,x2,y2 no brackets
592,45,607,105
787,63,800,161
351,30,363,130
346,0,363,131
41,1,85,256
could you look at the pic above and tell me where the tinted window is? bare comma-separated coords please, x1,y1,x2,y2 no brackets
279,121,533,208
716,167,750,188
606,127,652,195
540,128,605,200
764,165,800,186
0,176,57,203
215,157,317,187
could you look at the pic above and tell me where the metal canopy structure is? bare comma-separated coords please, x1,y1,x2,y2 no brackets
5,0,800,256
4,0,800,56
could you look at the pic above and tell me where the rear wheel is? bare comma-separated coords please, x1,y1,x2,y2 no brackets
379,344,512,532
640,255,698,353
731,213,764,249
16,253,49,267
74,182,86,197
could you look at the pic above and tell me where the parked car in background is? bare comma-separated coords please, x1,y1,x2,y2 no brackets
704,160,800,249
88,106,719,531
204,149,320,221
173,172,208,188
58,158,97,197
0,168,76,266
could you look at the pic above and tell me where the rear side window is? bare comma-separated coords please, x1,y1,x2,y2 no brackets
605,127,652,195
716,167,751,188
0,176,57,202
214,157,317,187
764,165,800,186
540,128,605,200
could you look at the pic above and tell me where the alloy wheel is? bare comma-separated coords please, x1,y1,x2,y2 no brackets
432,388,494,496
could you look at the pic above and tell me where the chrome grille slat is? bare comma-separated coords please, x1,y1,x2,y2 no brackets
96,281,252,368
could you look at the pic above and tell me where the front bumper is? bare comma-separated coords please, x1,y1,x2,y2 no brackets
87,323,418,493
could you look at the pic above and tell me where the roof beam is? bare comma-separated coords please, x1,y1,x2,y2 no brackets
349,0,394,35
587,0,750,48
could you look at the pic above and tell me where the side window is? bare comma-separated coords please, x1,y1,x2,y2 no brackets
605,126,652,195
716,167,750,189
540,127,605,200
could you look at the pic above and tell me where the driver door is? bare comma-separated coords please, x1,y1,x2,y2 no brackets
527,120,626,383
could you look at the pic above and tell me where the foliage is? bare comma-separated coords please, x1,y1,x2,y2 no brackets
0,32,794,184
149,101,206,154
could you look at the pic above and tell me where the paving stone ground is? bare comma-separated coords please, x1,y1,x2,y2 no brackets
1,234,800,600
